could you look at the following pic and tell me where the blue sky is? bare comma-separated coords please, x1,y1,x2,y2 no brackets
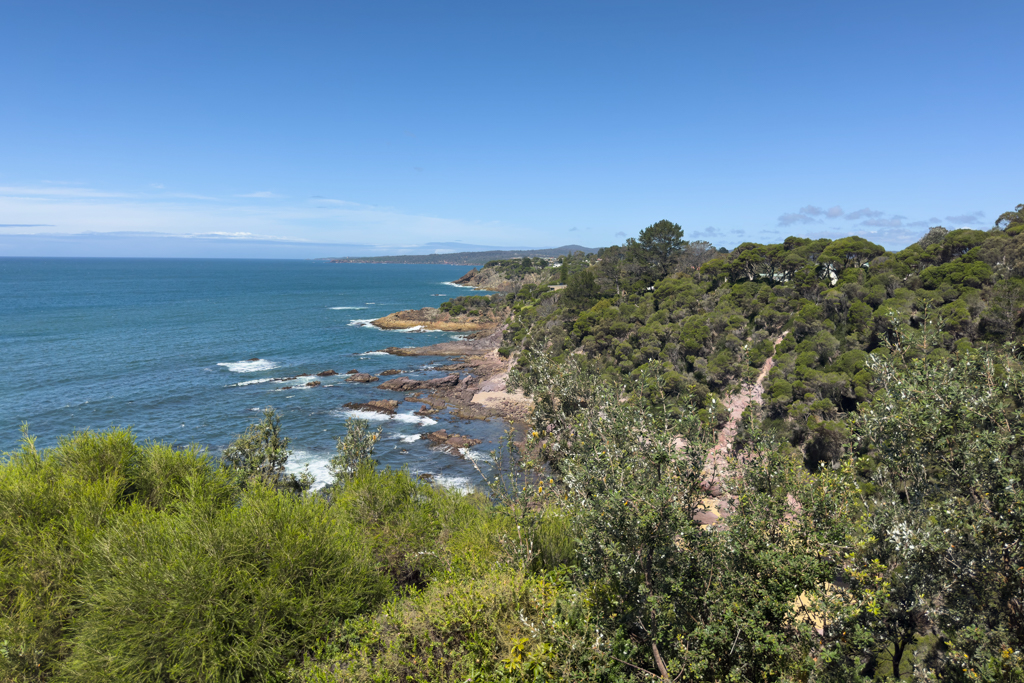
1,1,1021,258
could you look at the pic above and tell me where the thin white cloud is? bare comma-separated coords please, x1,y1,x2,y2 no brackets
236,191,283,199
0,183,529,248
187,231,311,242
860,217,904,228
0,185,133,199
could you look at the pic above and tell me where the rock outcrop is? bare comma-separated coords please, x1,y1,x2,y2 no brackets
372,307,501,332
345,373,379,383
423,429,482,449
385,329,503,357
343,400,399,415
379,373,460,392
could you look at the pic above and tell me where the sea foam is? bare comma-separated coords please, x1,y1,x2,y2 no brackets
460,448,488,462
430,474,475,494
227,377,279,387
336,409,437,427
218,359,279,373
283,450,333,492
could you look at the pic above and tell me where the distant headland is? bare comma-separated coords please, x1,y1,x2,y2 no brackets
318,244,598,265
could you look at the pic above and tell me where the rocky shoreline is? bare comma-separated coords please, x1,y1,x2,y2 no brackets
371,307,501,332
376,327,534,424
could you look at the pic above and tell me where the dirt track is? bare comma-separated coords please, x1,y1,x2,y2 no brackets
694,332,788,527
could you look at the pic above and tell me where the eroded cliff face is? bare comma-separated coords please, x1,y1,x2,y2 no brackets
454,268,551,293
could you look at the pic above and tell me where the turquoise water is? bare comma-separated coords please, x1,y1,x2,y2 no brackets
0,258,505,491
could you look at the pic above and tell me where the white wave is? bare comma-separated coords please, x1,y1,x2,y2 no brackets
337,409,392,422
430,474,475,494
329,306,367,310
228,377,279,387
392,412,438,426
400,434,422,443
358,351,390,356
443,281,474,288
348,319,379,328
335,409,437,427
283,450,332,492
218,359,279,373
395,325,426,333
460,448,489,462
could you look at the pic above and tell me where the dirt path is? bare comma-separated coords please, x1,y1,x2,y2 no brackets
694,332,787,526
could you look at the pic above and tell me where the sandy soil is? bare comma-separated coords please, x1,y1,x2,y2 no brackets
695,331,789,527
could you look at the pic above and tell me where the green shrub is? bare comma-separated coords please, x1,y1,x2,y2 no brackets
0,430,141,680
297,569,617,683
62,482,389,682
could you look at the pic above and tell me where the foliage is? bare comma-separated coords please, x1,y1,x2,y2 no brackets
626,220,688,283
0,427,533,682
63,483,388,682
514,354,869,680
328,418,381,486
855,329,1024,679
223,407,313,492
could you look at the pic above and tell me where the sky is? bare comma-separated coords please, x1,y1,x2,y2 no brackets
1,0,1022,258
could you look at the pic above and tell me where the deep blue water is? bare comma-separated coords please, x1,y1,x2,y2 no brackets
0,258,504,491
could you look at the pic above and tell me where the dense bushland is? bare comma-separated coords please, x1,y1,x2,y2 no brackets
0,421,552,682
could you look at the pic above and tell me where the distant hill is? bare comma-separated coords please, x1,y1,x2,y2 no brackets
320,245,599,265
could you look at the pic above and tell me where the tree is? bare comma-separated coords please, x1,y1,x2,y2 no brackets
524,359,714,679
995,203,1024,233
856,331,1024,677
223,408,312,491
328,418,381,485
818,236,885,281
627,220,687,282
562,269,600,314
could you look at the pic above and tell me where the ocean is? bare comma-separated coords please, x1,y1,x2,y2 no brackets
0,257,507,492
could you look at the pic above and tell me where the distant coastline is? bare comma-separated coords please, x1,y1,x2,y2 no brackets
318,244,598,266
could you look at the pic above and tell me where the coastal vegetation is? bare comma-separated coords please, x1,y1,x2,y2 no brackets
3,204,1024,681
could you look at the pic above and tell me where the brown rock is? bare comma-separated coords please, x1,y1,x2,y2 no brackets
345,373,378,383
316,369,338,377
305,381,321,387
379,376,421,391
346,369,360,374
344,400,397,415
380,369,401,376
422,429,482,449
248,357,261,361
378,373,460,392
425,373,460,389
